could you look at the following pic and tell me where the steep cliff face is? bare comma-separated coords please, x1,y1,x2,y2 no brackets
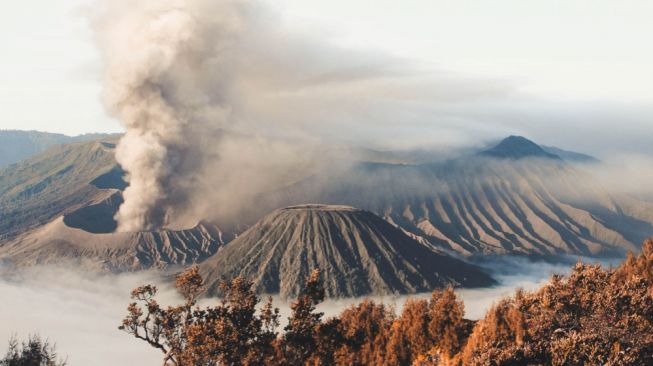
200,204,495,298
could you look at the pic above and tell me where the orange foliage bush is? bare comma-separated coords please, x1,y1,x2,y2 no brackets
333,300,393,365
455,240,653,366
121,240,653,365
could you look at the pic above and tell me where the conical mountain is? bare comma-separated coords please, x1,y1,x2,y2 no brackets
199,204,495,298
479,135,561,160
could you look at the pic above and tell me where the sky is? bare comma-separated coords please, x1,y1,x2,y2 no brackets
0,0,651,156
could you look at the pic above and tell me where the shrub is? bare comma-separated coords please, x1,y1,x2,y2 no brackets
1,335,66,366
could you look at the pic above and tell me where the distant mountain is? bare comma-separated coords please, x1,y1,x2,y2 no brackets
342,137,597,166
200,204,495,298
479,136,561,160
0,130,120,167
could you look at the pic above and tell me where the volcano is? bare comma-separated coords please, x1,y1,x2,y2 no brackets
0,138,224,272
199,204,495,298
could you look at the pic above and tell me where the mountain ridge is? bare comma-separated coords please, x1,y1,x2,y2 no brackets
1,135,649,269
0,130,120,168
0,138,122,240
267,155,652,258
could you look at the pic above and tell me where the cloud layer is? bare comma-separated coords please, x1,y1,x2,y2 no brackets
0,257,580,365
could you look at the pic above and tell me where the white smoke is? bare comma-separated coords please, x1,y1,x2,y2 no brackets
92,0,250,231
92,0,371,231
91,0,512,232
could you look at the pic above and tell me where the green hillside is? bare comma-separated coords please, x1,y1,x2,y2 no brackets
0,137,123,240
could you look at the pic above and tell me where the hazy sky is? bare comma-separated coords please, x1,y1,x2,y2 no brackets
0,0,651,155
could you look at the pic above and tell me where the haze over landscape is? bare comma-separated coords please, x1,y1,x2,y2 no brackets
1,1,653,365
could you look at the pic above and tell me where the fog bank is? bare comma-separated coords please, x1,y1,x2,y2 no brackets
0,257,588,365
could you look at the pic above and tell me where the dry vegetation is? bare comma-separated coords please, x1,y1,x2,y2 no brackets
121,239,653,365
0,335,66,366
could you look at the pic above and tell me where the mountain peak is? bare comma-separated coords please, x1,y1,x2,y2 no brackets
480,135,561,160
200,204,495,298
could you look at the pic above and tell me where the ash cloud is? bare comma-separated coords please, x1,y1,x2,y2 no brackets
90,0,369,231
90,0,514,232
92,0,257,231
90,0,652,233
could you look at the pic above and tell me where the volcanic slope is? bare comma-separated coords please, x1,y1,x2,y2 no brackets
0,213,222,272
0,138,123,239
200,204,495,298
270,137,653,258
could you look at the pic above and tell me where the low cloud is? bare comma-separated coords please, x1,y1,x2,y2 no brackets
0,267,173,365
0,257,587,365
584,154,653,201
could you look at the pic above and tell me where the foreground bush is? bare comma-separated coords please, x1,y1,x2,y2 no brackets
435,239,653,366
122,239,653,365
1,335,66,366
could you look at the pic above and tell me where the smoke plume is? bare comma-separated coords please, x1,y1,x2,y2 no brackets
93,0,342,231
92,0,252,231
91,0,515,232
